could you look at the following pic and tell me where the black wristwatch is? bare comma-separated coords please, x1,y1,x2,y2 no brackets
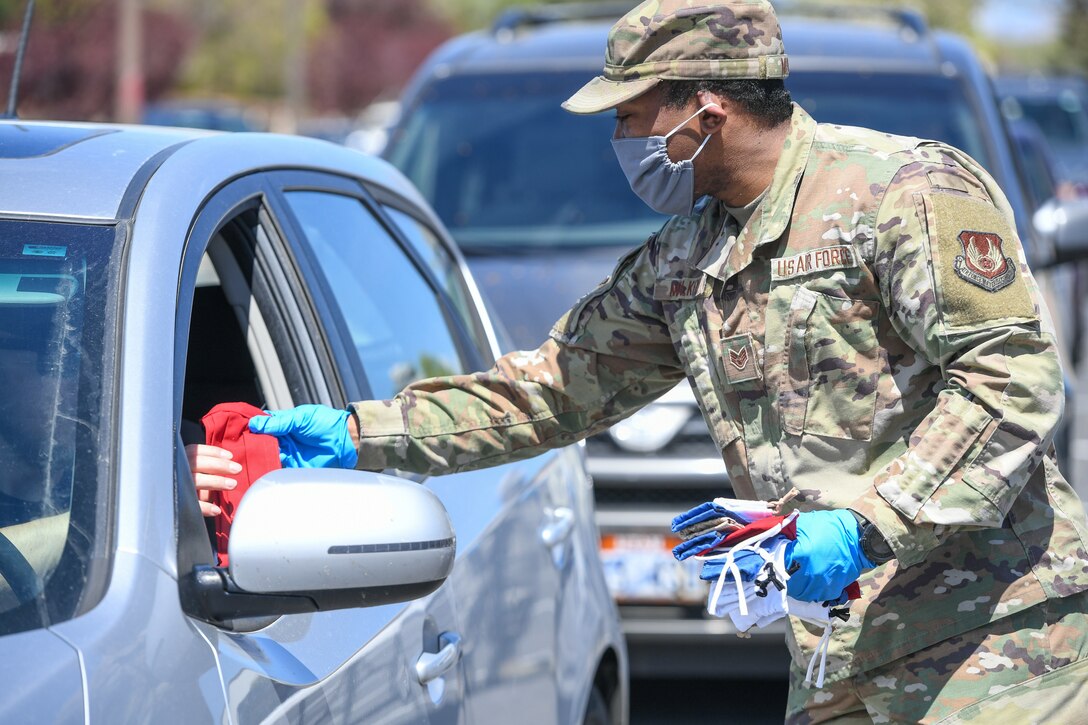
850,511,895,565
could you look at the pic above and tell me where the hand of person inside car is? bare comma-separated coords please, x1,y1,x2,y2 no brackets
184,444,239,517
248,404,359,469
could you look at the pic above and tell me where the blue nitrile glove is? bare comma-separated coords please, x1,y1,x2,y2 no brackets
784,510,874,603
248,404,358,469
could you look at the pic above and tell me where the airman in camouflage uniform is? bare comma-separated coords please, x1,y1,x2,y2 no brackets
315,1,1088,721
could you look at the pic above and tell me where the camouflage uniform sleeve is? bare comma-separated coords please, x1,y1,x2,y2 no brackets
848,158,1065,567
348,238,686,475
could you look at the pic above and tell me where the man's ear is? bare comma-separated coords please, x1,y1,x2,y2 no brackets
696,90,728,134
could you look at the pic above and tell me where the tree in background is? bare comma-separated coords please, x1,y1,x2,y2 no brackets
170,0,326,104
307,0,451,114
2,0,1083,122
169,0,450,126
1059,0,1088,74
0,0,191,120
426,0,982,35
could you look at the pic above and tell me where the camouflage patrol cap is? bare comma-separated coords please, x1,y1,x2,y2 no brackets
563,0,789,115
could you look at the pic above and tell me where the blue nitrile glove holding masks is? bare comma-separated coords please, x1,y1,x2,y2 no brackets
671,499,875,688
785,509,874,603
248,404,358,469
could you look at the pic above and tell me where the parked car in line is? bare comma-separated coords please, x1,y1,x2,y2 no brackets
141,99,265,132
996,75,1088,197
383,2,1088,680
1008,118,1065,214
0,120,627,724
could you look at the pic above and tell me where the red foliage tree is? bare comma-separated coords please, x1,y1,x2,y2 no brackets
0,1,192,121
306,0,452,114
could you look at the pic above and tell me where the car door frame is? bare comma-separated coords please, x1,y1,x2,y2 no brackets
259,169,491,403
263,170,586,721
173,172,468,724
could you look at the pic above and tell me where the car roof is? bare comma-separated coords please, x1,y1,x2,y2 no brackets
413,10,953,79
0,121,202,220
0,120,429,221
995,74,1088,99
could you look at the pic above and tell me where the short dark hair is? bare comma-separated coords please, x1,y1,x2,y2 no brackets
661,79,793,128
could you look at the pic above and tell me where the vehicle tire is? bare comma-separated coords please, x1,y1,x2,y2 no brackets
582,685,610,725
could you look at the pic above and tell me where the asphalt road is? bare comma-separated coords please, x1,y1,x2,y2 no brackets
631,677,789,724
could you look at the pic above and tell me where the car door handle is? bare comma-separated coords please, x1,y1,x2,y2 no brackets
541,507,575,547
416,632,462,685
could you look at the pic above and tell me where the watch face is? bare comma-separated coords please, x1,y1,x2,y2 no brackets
862,525,894,563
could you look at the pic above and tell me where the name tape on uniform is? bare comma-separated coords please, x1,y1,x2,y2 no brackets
771,245,858,282
653,275,706,300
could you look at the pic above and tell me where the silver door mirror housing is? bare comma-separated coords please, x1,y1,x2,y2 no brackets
1034,197,1088,265
183,468,455,623
229,468,456,593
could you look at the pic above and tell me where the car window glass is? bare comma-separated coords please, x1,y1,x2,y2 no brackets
381,205,488,355
1017,93,1088,146
1011,128,1057,210
0,220,115,635
385,71,667,251
284,191,468,400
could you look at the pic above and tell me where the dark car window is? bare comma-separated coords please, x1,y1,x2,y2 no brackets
0,219,116,635
385,71,667,250
1014,93,1088,146
1009,124,1058,211
284,191,469,400
382,205,490,356
786,71,992,172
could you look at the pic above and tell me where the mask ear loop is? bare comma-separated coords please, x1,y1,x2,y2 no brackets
804,621,834,689
700,511,798,617
663,102,719,162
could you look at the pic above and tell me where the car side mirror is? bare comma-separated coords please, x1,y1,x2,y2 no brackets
182,469,455,624
1033,197,1088,265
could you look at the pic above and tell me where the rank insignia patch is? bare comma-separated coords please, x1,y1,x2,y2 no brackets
953,230,1015,292
720,333,760,385
728,346,749,370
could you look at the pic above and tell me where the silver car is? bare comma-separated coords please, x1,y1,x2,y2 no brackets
0,120,627,724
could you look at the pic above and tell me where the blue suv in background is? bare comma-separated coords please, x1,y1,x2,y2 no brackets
996,75,1088,196
384,3,1088,680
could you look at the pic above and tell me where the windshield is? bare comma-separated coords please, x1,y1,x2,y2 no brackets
385,71,667,250
0,219,115,636
786,71,993,172
388,69,994,251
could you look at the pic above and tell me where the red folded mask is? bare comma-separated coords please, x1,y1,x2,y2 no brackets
201,402,281,566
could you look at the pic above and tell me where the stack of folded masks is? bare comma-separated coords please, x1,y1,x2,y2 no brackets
671,497,860,687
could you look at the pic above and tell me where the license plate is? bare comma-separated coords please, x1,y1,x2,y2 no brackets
599,533,707,605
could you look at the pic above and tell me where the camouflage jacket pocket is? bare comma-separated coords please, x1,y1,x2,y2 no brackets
671,300,741,452
782,287,885,440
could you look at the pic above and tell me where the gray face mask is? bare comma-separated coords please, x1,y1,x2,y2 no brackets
611,103,718,217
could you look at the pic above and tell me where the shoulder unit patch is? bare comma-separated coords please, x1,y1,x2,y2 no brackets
953,231,1015,292
924,191,1036,330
